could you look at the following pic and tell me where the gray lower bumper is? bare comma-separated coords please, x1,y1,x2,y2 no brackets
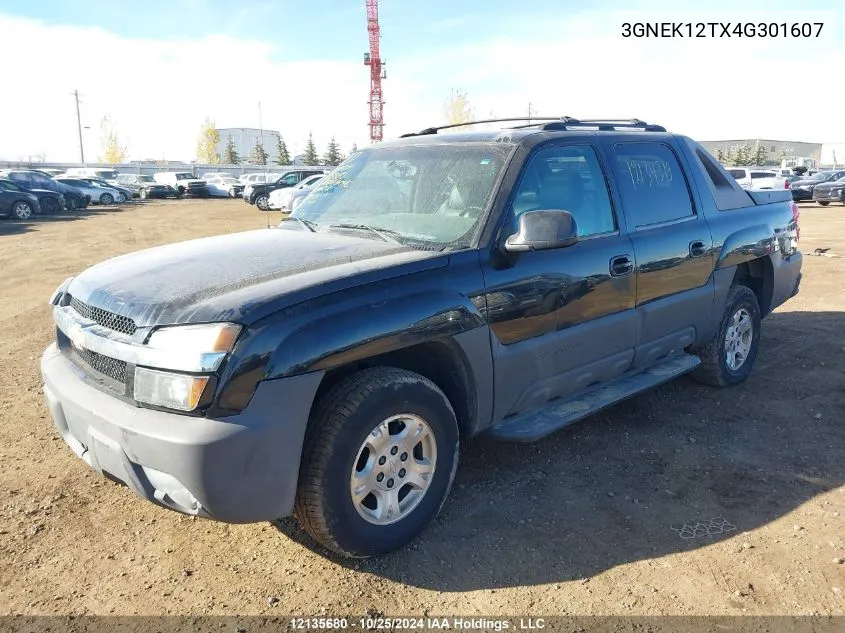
41,343,323,523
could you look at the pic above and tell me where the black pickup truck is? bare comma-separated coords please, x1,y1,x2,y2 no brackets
243,168,326,210
41,118,802,558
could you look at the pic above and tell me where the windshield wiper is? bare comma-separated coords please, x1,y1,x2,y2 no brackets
328,223,403,245
280,216,319,232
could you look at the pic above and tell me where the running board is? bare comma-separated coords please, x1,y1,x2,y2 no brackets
488,353,701,442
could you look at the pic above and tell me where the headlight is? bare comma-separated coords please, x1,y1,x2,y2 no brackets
134,368,209,411
49,277,74,306
145,322,241,371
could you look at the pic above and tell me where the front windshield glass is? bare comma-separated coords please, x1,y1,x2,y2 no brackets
138,176,154,182
807,172,830,180
175,173,193,180
292,142,513,248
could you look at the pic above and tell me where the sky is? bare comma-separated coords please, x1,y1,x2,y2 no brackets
0,0,842,163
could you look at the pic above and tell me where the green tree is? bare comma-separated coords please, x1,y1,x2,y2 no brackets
733,144,753,166
752,144,767,167
223,135,240,164
350,142,358,155
303,132,319,166
248,141,269,165
274,134,291,166
196,117,220,164
98,115,129,164
715,148,727,164
322,136,343,166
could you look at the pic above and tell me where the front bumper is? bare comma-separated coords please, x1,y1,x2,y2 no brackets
812,189,843,202
791,188,813,201
41,343,323,523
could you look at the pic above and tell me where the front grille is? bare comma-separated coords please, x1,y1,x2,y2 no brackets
69,296,137,336
74,345,128,384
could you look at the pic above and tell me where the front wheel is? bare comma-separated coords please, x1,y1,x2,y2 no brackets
293,367,459,558
255,194,269,211
139,188,148,199
41,197,60,214
817,201,830,206
65,197,77,212
690,284,761,387
116,192,126,203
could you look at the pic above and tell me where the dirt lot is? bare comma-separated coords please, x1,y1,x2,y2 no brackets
0,199,843,618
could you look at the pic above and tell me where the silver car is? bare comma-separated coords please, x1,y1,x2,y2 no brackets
56,177,125,204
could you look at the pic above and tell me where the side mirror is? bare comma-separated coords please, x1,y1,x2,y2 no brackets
504,209,579,253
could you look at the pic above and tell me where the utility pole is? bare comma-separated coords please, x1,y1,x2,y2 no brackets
73,90,85,164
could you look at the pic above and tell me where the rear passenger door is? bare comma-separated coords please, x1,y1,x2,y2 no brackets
608,141,715,369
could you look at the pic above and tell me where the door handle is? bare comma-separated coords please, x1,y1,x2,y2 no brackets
689,240,707,258
609,254,634,277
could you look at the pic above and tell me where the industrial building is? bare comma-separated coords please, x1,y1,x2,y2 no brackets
215,127,281,163
699,139,823,168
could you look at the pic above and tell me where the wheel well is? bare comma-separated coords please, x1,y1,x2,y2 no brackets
311,340,476,437
733,258,774,316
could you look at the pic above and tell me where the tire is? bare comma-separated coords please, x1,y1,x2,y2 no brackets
817,201,829,206
11,200,33,220
177,186,185,196
99,193,114,205
65,197,77,212
139,188,148,200
294,367,459,558
255,195,270,211
116,192,126,203
41,197,60,215
690,284,761,387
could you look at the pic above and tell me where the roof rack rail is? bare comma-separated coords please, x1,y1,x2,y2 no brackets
399,116,577,138
539,118,666,132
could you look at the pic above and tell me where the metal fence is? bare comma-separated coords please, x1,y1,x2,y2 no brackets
0,161,328,178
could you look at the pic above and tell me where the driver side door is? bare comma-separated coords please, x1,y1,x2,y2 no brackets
481,143,638,422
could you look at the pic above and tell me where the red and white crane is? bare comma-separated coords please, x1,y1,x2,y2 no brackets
363,0,385,143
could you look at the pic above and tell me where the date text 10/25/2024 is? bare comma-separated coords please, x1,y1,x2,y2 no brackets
622,22,824,38
289,617,547,630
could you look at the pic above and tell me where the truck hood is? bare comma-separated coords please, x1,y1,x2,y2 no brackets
65,228,446,327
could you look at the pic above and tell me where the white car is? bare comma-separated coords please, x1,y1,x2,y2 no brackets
268,174,324,210
239,173,280,186
727,167,781,189
206,175,245,198
56,177,126,204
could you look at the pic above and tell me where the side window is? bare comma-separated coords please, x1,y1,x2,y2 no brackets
729,169,747,179
750,171,775,178
280,172,300,185
613,143,694,229
511,145,616,237
31,174,56,190
9,173,32,188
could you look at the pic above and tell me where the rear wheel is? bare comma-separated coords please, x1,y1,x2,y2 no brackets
817,201,830,206
293,367,459,558
99,193,114,205
690,284,761,387
11,201,33,220
139,188,148,199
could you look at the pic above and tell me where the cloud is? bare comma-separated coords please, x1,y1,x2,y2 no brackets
1,6,843,163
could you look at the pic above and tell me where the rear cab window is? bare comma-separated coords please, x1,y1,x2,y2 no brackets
611,142,695,229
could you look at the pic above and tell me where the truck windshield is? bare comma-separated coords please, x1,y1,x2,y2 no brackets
175,173,193,180
292,142,513,248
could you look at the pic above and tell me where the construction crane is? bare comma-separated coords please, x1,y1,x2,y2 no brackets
363,0,385,143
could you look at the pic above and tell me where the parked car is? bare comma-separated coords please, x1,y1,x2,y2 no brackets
790,169,845,201
0,178,63,215
268,174,324,210
79,178,134,203
726,167,781,189
40,118,803,558
811,175,845,206
56,177,125,205
153,172,210,198
0,179,42,219
243,169,326,210
0,170,79,212
206,175,245,198
63,167,121,183
238,173,279,186
114,174,176,199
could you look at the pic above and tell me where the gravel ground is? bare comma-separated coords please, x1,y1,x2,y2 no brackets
0,199,843,619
